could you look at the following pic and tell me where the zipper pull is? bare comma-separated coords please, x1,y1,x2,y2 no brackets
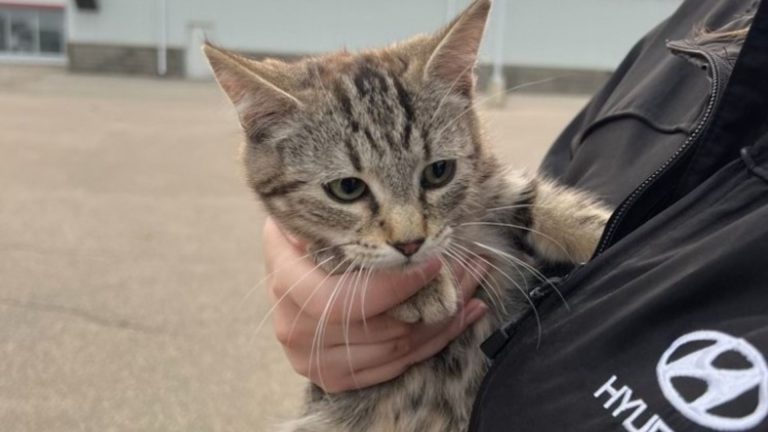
529,262,584,301
480,263,584,360
481,323,517,360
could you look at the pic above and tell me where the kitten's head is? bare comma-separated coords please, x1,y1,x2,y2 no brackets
205,0,499,269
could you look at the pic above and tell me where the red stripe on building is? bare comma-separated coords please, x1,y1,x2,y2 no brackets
0,2,65,10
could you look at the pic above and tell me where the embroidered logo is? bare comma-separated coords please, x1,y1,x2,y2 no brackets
657,330,768,431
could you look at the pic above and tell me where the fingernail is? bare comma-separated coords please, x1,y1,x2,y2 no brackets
287,234,307,250
472,258,490,275
470,301,489,321
420,257,442,275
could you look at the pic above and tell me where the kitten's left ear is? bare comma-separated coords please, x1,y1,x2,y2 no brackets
424,0,492,96
203,43,302,138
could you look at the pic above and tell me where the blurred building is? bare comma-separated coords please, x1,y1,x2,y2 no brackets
0,0,66,64
0,0,683,92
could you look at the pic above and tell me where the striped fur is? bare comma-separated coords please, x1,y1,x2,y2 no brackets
204,1,610,430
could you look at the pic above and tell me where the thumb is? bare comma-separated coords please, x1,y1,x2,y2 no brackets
265,217,307,252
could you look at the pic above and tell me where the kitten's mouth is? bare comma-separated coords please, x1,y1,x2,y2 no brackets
400,253,437,269
335,229,452,271
371,254,433,271
373,247,445,272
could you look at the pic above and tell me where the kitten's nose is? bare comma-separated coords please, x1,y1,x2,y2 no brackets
391,238,425,257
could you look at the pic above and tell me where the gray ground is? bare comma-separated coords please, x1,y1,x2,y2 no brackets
0,65,588,431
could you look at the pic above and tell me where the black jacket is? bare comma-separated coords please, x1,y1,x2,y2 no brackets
469,0,768,431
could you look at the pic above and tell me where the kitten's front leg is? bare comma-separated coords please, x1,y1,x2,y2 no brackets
388,267,458,324
525,177,611,264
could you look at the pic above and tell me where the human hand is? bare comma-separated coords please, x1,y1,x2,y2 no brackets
263,217,489,393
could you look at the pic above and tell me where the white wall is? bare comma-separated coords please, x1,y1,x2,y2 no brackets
68,0,684,71
497,0,682,70
69,0,158,46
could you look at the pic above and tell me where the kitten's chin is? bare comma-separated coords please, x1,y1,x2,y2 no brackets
366,252,442,272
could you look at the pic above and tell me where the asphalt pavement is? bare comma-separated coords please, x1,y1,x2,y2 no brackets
0,65,588,431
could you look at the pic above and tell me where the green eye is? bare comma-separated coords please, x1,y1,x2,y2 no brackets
421,160,456,189
325,177,368,202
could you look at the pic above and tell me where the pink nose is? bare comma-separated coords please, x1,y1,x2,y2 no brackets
391,239,425,257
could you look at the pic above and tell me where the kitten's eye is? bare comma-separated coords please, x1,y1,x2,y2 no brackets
421,160,456,189
325,177,368,202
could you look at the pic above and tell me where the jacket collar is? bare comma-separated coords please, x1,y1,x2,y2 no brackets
673,0,768,193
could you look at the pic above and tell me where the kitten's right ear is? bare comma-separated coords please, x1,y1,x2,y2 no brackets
202,43,301,137
423,0,492,96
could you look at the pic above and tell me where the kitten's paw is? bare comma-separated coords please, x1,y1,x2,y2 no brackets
388,270,458,324
389,302,422,324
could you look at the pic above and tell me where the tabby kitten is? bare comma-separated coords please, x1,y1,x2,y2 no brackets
204,1,609,430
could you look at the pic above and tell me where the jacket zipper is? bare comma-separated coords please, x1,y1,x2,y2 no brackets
470,265,583,431
594,44,722,256
479,264,583,360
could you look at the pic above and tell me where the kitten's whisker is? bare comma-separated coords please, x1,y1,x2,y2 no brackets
339,264,356,369
310,258,357,391
344,260,367,341
240,245,338,305
289,257,349,339
450,228,564,309
308,260,351,364
250,255,335,343
437,255,468,327
458,221,573,262
311,62,334,101
360,266,375,335
471,241,570,313
484,203,535,212
502,75,570,95
427,61,480,125
451,233,545,289
448,241,543,346
343,260,369,387
445,244,507,317
331,259,363,388
450,232,531,295
288,257,350,359
482,203,554,214
431,76,569,147
448,242,506,308
443,248,505,319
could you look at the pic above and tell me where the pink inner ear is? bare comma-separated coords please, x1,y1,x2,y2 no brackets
427,46,478,96
238,91,298,141
204,45,300,138
425,0,491,95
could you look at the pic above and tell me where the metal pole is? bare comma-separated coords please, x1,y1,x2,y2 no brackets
157,0,167,76
34,11,41,55
489,0,507,107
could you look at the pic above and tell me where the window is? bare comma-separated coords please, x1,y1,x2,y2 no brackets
0,13,7,51
0,5,65,57
39,9,64,54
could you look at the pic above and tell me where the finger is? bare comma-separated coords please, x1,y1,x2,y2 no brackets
273,257,443,323
445,256,468,287
442,255,489,303
321,316,412,345
294,337,415,380
263,217,306,266
459,259,490,303
320,300,488,393
273,219,307,250
274,296,412,347
284,335,412,383
407,299,488,355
